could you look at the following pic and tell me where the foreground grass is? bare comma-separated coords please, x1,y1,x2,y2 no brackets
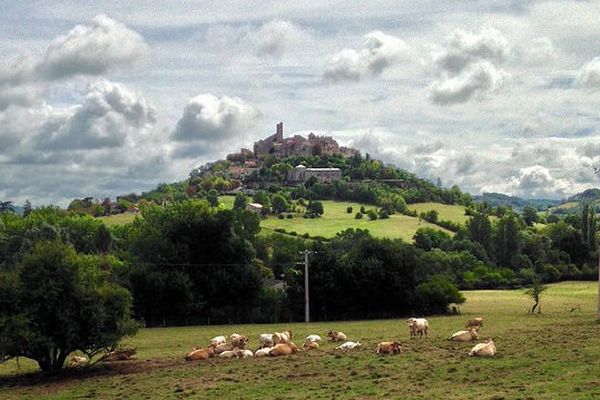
2,282,600,399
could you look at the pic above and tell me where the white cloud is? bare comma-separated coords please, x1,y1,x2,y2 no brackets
33,79,155,150
0,15,148,87
434,27,510,73
248,20,308,58
172,94,260,156
575,57,600,88
324,31,409,81
428,60,509,104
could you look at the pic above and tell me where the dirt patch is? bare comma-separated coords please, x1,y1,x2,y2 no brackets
0,357,186,391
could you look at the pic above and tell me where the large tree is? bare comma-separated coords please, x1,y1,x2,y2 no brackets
0,240,138,372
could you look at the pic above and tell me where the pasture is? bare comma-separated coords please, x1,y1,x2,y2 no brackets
407,202,469,224
2,281,600,399
260,200,451,241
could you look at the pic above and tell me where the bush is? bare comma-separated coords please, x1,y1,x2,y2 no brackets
355,212,363,219
275,228,286,233
289,231,298,236
378,209,389,219
302,233,310,239
0,240,138,372
416,275,465,313
346,206,353,213
367,210,378,221
278,214,285,219
287,214,294,219
420,210,439,223
360,206,366,214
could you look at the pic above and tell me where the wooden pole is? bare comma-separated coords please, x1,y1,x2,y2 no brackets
304,250,310,323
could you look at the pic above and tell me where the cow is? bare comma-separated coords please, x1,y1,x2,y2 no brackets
335,341,361,350
273,330,293,344
255,347,273,357
449,329,479,342
259,333,275,349
186,345,216,361
269,342,299,356
305,334,322,343
326,330,347,342
103,348,136,361
210,335,227,346
236,349,254,358
68,355,89,367
468,339,496,357
304,340,319,350
376,341,402,355
466,317,484,331
230,334,248,348
407,318,429,338
219,349,239,358
214,343,235,354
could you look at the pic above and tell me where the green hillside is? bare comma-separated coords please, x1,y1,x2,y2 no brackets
260,200,451,241
407,202,469,224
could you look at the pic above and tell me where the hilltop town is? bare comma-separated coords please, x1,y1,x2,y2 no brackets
224,122,359,183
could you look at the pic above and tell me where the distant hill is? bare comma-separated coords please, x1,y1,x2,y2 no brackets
473,192,559,211
565,188,600,203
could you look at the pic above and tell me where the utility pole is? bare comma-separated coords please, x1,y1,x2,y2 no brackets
300,250,315,323
597,239,600,320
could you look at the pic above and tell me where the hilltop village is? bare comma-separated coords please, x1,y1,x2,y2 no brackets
225,122,358,184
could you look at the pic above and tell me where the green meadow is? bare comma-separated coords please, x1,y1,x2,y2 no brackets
2,281,600,399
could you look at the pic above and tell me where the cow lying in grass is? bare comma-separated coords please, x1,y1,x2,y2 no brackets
466,317,484,331
449,329,479,342
376,341,402,355
186,345,216,361
269,342,299,356
327,330,347,342
469,339,496,357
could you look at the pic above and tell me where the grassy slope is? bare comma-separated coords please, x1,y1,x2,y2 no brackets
2,282,600,399
407,202,469,224
260,200,451,241
97,213,137,227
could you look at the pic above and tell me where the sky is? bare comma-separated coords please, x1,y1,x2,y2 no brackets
1,1,600,206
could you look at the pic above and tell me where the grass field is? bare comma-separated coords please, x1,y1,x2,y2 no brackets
97,213,137,227
407,202,469,224
260,200,451,241
2,281,600,399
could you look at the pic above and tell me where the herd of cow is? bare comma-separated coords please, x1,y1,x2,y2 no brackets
183,315,497,362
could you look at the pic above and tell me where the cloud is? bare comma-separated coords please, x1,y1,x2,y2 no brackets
434,28,510,73
428,60,509,104
172,94,260,155
428,28,510,105
575,57,600,88
324,31,409,81
247,20,308,58
0,15,148,87
33,79,156,150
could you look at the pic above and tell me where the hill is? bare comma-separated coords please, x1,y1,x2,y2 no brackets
473,192,559,211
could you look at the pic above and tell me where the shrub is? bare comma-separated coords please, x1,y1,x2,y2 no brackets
367,210,378,221
416,275,465,314
346,206,353,213
302,233,310,239
286,214,294,219
360,206,366,214
355,212,363,219
275,228,286,233
378,209,389,219
289,231,298,236
278,214,285,219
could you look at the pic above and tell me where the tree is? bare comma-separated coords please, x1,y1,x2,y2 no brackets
0,240,138,372
306,200,324,216
233,193,248,210
0,201,14,213
206,189,219,207
23,200,33,217
522,206,538,226
467,211,493,260
495,214,523,269
271,194,289,214
525,276,548,314
253,191,271,209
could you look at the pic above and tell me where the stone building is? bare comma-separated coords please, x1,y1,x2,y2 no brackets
252,122,358,158
287,164,342,183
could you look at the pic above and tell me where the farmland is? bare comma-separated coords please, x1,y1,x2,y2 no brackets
2,281,600,399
